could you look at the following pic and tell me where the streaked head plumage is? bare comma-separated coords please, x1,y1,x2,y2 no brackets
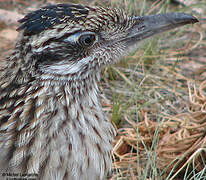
16,4,133,81
14,4,198,82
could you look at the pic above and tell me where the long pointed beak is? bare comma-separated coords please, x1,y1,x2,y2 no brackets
125,13,198,44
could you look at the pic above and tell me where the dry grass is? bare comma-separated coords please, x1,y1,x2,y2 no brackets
101,0,206,179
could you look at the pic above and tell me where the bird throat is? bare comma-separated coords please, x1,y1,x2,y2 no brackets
0,71,116,179
34,75,116,179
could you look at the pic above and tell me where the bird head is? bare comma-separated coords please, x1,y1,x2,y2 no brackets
16,4,198,82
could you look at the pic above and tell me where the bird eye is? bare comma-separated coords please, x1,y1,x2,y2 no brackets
78,33,96,47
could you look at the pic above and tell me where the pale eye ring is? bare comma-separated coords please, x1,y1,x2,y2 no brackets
78,33,96,47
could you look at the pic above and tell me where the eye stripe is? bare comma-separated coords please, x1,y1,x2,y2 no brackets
63,32,81,43
41,30,81,47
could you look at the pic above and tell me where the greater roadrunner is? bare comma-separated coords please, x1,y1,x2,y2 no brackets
0,3,198,180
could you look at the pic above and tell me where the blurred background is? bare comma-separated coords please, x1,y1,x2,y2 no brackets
0,0,205,179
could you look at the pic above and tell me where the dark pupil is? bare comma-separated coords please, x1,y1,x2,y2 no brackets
80,34,95,46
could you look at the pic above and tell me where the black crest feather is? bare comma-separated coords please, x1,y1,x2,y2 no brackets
17,4,89,35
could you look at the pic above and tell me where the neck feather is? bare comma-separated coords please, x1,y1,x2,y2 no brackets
0,69,116,179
